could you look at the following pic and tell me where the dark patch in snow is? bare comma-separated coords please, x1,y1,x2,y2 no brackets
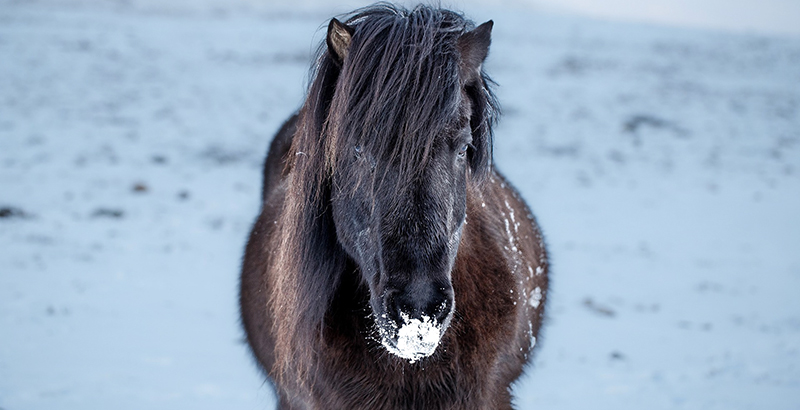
132,182,149,193
696,281,724,293
91,208,124,218
583,298,616,317
538,143,581,158
0,206,30,219
623,114,690,146
46,305,70,317
207,49,309,66
548,55,617,77
200,145,254,165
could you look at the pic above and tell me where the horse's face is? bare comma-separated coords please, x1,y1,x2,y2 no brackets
331,107,472,361
325,17,493,362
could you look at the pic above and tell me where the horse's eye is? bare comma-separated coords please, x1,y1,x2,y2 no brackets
457,143,469,158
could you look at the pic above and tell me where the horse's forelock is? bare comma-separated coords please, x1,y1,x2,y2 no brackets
324,4,477,192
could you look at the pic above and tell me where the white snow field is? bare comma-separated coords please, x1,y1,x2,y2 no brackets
1,1,799,409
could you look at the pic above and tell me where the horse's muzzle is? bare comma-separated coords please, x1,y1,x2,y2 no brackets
376,285,454,363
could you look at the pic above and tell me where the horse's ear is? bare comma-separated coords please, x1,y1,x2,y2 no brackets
457,20,493,82
327,18,355,65
459,21,496,182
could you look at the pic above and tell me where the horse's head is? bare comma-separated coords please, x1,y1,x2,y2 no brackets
322,8,496,362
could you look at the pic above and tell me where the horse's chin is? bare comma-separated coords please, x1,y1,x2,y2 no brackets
376,313,446,363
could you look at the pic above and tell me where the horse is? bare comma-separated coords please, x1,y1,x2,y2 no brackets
240,4,548,409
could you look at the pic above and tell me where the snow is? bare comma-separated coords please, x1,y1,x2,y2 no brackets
380,313,443,364
1,1,799,409
530,286,543,308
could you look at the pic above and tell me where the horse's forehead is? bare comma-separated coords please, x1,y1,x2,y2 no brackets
362,94,467,145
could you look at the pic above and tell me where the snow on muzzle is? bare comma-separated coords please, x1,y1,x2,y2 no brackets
378,312,445,363
376,289,453,363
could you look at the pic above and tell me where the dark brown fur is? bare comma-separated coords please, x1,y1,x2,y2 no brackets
240,4,548,409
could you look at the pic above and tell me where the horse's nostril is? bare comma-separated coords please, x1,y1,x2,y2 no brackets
431,297,452,323
385,286,453,326
384,291,405,324
427,291,453,323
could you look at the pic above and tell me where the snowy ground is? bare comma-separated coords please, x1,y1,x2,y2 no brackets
1,1,799,409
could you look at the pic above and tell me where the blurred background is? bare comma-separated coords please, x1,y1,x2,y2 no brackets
1,0,798,409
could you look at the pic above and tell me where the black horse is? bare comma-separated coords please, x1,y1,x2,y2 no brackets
240,4,548,409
